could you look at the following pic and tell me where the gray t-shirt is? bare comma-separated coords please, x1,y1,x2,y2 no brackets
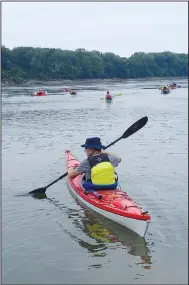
75,154,121,181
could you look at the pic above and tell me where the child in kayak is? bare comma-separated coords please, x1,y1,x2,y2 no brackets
105,91,112,100
68,137,121,191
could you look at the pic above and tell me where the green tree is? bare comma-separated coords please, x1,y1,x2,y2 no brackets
1,45,188,82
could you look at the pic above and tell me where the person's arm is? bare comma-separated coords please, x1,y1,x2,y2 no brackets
68,166,81,179
68,159,89,179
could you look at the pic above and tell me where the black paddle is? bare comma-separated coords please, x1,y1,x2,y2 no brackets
29,116,148,195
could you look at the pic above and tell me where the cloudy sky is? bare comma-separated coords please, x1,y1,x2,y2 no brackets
2,2,188,57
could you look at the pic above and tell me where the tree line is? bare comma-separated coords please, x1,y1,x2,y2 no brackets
1,45,188,83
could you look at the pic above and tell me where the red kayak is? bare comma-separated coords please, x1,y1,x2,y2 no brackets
31,91,48,97
65,151,151,238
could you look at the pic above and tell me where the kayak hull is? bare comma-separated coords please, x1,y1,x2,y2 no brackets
161,90,170,94
105,99,112,103
67,180,150,237
65,151,151,238
31,91,48,97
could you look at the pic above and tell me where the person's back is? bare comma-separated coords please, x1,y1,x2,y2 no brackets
37,90,43,95
68,137,121,191
77,152,120,184
105,91,112,100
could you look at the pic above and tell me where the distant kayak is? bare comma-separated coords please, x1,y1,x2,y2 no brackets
168,85,181,89
105,99,113,103
31,91,48,97
161,89,170,94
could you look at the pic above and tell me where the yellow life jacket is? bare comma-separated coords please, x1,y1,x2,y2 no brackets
88,153,116,185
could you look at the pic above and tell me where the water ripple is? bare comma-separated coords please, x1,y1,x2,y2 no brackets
2,80,188,284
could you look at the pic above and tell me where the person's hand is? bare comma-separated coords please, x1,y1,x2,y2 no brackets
68,162,79,171
73,162,79,168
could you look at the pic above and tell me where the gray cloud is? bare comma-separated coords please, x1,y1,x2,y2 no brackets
2,2,188,57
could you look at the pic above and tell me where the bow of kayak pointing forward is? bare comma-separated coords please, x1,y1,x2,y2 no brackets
65,151,151,238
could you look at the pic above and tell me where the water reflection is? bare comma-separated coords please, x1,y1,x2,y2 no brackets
31,192,152,269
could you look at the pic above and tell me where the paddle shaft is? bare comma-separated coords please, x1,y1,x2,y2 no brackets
101,93,122,99
44,136,122,190
45,117,147,189
104,137,122,149
45,173,68,189
29,116,148,194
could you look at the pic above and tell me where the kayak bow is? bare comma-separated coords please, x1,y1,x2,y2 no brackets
65,150,151,238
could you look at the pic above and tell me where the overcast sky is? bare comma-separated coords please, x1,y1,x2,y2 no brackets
2,2,188,57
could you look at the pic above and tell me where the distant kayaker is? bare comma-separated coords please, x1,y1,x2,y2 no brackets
70,90,76,95
37,89,45,95
64,88,69,92
68,137,121,192
168,83,177,89
105,91,112,100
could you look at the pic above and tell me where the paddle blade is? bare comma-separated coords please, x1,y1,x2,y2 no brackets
29,187,47,195
122,116,148,139
32,193,47,199
28,172,68,196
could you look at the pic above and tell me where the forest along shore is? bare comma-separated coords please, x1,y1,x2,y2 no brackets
2,46,188,85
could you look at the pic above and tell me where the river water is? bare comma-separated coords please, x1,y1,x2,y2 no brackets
2,78,188,284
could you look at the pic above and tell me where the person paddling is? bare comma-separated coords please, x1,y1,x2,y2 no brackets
37,89,42,95
163,86,169,90
105,91,112,101
70,90,76,95
168,83,177,89
68,137,121,192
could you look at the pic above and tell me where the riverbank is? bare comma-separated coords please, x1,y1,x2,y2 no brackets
1,76,188,87
2,46,188,86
